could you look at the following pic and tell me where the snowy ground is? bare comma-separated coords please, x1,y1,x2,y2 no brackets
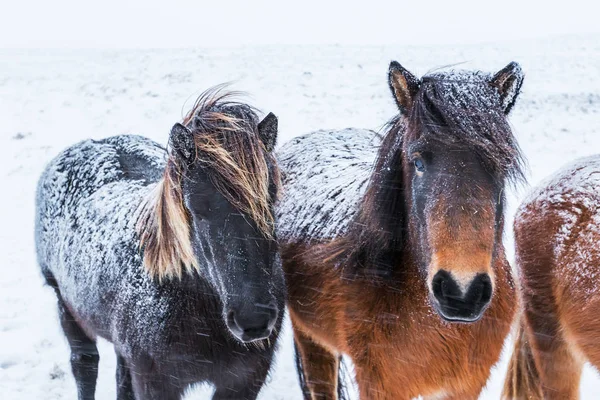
1,35,599,399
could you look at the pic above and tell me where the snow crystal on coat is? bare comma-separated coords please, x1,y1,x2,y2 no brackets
35,135,176,352
35,132,284,388
517,155,600,289
276,128,381,241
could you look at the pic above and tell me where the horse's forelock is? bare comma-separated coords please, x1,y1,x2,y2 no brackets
183,90,278,236
136,88,279,280
408,71,525,186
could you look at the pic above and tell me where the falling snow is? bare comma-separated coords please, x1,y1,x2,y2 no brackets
516,155,600,297
1,35,600,399
35,135,175,352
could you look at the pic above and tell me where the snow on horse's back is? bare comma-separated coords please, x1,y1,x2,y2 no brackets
35,87,286,399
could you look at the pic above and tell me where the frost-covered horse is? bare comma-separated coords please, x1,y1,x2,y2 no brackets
503,156,600,400
35,89,285,400
277,62,525,399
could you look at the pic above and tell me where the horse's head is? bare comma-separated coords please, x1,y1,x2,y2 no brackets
139,89,283,342
388,62,524,322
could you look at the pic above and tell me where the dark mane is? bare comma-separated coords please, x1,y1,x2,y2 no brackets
408,70,525,184
137,87,280,279
324,70,525,276
338,119,406,276
181,87,281,236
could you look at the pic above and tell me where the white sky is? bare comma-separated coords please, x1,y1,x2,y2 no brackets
1,0,598,48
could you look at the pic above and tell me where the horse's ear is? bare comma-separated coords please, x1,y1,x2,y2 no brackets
257,112,278,152
490,62,524,115
388,61,420,115
169,123,195,163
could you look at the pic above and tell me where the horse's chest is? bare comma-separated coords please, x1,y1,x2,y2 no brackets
346,281,513,398
349,319,495,398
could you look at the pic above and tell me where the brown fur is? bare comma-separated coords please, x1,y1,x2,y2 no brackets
503,166,600,399
282,69,524,399
427,202,497,288
285,242,515,399
503,317,543,399
285,147,516,398
137,88,280,280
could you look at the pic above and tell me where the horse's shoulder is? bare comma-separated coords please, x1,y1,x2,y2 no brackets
276,128,380,241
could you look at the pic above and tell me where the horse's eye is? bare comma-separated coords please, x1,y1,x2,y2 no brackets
414,158,425,172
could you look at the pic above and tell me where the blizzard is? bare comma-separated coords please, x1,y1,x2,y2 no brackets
1,34,599,398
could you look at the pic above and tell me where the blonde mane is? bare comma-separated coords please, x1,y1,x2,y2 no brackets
136,88,280,280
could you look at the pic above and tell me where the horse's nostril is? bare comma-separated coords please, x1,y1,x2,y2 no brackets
227,309,237,328
474,273,493,304
431,270,493,323
432,270,461,301
440,277,450,297
225,304,278,343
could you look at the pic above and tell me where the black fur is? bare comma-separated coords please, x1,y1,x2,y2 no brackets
35,92,285,400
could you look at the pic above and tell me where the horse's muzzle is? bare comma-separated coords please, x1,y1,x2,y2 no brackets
226,302,278,342
430,270,493,323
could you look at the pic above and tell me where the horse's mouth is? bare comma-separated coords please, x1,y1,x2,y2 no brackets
226,310,277,343
237,328,273,343
430,295,489,324
436,311,484,324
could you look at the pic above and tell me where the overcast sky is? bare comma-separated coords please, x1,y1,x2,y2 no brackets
2,0,598,48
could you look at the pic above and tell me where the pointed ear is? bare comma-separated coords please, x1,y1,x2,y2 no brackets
169,123,195,162
388,61,420,115
257,112,278,152
490,62,524,114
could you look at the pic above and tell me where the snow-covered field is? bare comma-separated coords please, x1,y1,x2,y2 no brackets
1,35,599,399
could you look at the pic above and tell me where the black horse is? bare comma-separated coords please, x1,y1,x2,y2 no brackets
35,88,285,400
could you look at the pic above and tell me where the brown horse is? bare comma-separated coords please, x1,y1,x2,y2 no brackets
503,155,600,399
276,61,525,399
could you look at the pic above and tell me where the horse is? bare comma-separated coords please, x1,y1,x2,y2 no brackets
34,88,285,400
276,61,526,399
503,155,600,399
